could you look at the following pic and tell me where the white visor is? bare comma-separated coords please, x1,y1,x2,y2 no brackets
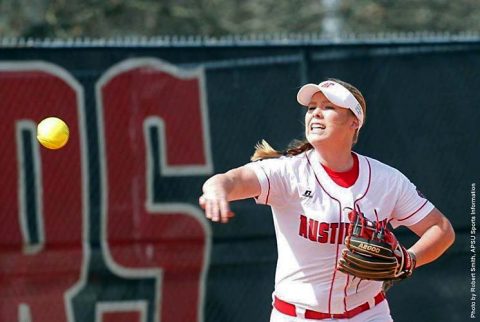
297,80,364,128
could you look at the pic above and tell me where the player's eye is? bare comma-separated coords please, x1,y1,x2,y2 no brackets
307,106,316,111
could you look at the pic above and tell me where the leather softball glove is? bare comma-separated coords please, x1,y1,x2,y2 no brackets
337,209,416,281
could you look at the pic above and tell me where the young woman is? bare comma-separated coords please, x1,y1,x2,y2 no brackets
199,79,455,321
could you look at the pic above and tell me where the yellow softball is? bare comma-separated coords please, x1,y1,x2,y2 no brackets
36,117,70,150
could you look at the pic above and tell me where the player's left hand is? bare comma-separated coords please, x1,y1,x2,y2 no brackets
337,209,416,281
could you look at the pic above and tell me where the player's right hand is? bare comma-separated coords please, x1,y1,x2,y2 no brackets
199,191,235,224
199,167,259,223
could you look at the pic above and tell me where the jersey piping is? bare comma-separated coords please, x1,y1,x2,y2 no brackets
307,151,373,313
397,199,429,222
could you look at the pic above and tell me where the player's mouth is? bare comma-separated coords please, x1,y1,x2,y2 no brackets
310,122,326,132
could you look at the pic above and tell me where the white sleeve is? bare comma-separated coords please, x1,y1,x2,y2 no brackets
389,171,435,228
245,157,292,208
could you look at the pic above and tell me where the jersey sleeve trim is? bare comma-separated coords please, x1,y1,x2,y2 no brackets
262,166,271,204
391,201,434,228
396,200,428,222
245,163,271,205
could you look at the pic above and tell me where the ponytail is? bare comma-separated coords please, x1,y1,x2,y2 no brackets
250,139,313,161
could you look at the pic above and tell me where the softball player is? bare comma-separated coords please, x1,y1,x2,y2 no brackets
199,79,455,321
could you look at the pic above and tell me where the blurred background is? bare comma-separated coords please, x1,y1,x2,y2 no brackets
0,1,478,322
2,0,480,38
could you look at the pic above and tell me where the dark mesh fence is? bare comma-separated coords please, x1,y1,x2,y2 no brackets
0,37,478,322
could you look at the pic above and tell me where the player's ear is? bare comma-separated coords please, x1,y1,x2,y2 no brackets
351,118,359,129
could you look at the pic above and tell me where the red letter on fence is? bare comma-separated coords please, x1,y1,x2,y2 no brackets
98,59,211,322
0,63,85,322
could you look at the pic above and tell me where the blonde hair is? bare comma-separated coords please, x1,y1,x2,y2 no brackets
250,139,312,161
250,79,367,161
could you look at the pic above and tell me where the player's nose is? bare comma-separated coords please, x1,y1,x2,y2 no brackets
311,106,324,118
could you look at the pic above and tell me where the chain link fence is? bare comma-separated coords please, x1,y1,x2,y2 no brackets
0,35,478,322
